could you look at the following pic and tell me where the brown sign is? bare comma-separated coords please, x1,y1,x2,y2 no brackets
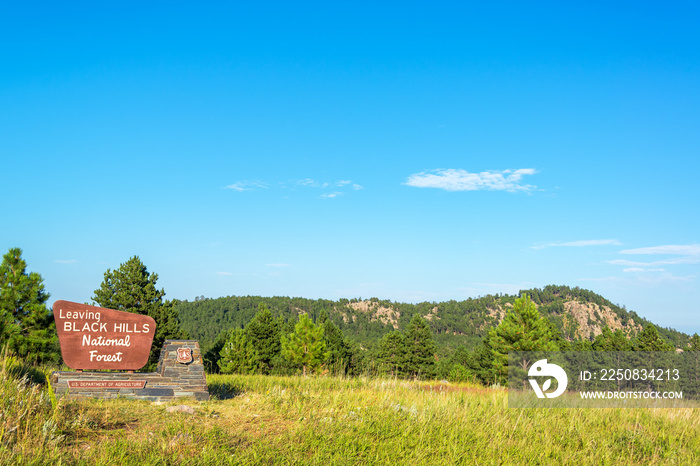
54,300,156,371
67,380,147,389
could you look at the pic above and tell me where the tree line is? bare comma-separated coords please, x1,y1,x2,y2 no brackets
211,304,439,378
176,286,693,355
2,248,698,387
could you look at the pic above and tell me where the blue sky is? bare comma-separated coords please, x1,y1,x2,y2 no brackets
2,2,699,334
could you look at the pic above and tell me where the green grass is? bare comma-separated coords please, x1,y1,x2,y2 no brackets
2,361,700,465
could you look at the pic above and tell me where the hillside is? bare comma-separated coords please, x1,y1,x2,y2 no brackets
175,285,691,353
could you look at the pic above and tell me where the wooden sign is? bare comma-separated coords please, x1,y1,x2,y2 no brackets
54,300,156,371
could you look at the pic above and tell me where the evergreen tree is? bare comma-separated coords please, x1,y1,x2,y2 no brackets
689,334,700,352
488,294,558,383
570,339,593,351
377,330,407,377
203,330,229,373
245,303,281,374
438,345,475,382
281,314,329,376
633,324,673,351
318,310,354,374
93,256,186,366
468,338,497,385
450,345,471,367
403,314,437,378
0,248,59,363
544,318,569,350
593,327,632,351
685,334,700,395
218,328,259,374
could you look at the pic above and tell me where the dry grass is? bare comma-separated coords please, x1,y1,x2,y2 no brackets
2,360,700,465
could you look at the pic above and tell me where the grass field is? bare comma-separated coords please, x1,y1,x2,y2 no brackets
2,358,700,465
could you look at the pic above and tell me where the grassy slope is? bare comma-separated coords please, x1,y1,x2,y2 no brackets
4,364,700,465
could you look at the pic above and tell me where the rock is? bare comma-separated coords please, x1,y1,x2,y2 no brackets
166,405,195,415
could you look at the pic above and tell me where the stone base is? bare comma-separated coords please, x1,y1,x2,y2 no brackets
50,340,209,402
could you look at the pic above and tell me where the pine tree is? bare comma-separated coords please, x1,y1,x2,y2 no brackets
203,330,229,373
281,314,329,376
93,256,186,366
468,338,497,385
318,309,354,374
686,334,700,394
218,328,259,374
377,330,406,377
593,327,632,351
689,334,700,352
488,294,558,383
0,248,59,363
633,324,673,351
403,314,437,378
245,303,281,374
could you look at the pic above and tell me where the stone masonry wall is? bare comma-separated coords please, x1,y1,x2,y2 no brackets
51,340,209,402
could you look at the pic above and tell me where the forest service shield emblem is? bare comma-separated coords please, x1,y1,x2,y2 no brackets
176,347,193,364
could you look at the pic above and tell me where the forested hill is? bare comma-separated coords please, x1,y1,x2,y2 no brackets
174,285,691,353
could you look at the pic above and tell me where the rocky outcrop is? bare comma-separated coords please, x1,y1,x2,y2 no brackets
345,301,400,329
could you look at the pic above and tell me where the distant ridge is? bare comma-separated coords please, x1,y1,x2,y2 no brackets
174,285,691,352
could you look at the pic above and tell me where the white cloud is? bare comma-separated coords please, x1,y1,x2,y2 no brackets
225,181,268,191
579,276,624,283
623,267,666,273
291,179,362,198
609,244,700,267
581,274,695,285
657,256,700,265
297,179,359,189
608,259,651,267
620,244,700,256
532,239,621,250
634,274,695,284
288,178,363,197
602,243,699,286
297,178,329,188
610,258,698,267
229,178,362,197
405,168,538,192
